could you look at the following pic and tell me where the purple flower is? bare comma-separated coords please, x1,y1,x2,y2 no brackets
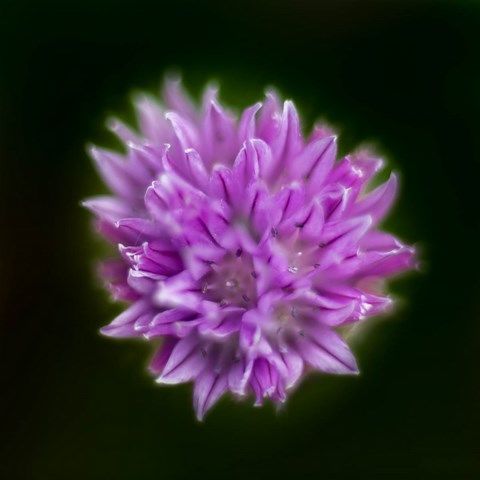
84,78,416,420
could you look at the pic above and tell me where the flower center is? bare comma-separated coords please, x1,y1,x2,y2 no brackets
274,304,297,326
201,252,257,307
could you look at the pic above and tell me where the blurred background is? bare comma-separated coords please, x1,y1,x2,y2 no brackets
1,0,479,478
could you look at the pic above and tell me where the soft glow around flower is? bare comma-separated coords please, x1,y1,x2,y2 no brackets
84,78,416,420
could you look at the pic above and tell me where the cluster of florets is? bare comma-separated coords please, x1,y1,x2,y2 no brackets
84,79,415,419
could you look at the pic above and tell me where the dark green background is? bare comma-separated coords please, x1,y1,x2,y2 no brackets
1,0,479,478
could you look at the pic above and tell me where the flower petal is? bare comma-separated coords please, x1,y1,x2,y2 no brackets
299,136,337,192
276,349,304,389
149,337,177,375
228,358,253,396
89,146,140,200
134,94,170,145
100,299,153,338
352,173,398,224
163,75,198,122
297,326,358,374
266,101,301,181
157,334,205,385
194,370,228,420
238,102,262,142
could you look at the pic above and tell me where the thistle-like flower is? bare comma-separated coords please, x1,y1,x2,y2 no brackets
84,78,415,419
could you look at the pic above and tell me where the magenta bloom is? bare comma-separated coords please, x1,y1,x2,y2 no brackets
84,79,415,419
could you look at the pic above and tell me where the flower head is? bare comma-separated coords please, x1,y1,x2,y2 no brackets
84,78,416,419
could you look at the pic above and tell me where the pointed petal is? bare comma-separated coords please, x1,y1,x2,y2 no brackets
185,148,209,190
209,165,235,205
149,337,177,374
134,94,170,144
300,136,337,192
165,111,199,152
202,92,237,166
228,358,253,395
100,299,152,337
232,140,261,190
238,102,262,142
359,244,416,278
272,183,306,225
89,146,138,199
146,308,200,339
107,117,141,144
194,369,228,420
116,217,164,241
266,101,301,181
297,200,325,242
163,75,198,122
257,90,282,142
297,326,358,374
82,196,131,222
352,173,398,224
318,215,372,267
154,272,201,310
157,334,205,384
308,122,336,142
277,349,304,389
250,357,278,403
243,180,270,233
317,302,356,326
349,150,384,183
